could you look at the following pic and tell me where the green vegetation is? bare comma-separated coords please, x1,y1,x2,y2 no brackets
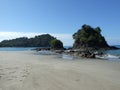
73,24,109,49
0,34,55,47
0,24,118,50
50,39,64,50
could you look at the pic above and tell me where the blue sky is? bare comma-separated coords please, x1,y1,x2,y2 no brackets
0,0,120,46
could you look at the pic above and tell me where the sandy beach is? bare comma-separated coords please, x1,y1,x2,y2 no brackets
0,51,120,90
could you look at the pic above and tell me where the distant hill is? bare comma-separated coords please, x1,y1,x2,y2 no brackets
0,34,55,47
73,24,118,50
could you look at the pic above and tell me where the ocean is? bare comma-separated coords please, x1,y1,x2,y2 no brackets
104,45,120,55
0,46,120,61
0,47,35,51
0,46,72,51
96,45,120,60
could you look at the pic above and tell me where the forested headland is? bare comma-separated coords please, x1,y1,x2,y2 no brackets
0,34,55,47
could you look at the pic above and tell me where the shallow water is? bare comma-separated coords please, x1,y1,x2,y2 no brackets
58,54,75,60
96,54,120,61
34,50,76,60
0,47,120,61
0,47,36,51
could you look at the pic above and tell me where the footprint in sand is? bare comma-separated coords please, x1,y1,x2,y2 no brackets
22,74,27,78
75,79,80,82
11,76,17,78
0,73,5,76
0,76,2,78
9,71,16,74
7,78,13,81
0,69,3,71
5,67,12,70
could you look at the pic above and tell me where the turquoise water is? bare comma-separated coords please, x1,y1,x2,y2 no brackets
104,49,120,56
103,45,120,55
0,46,72,51
0,47,36,51
96,45,120,60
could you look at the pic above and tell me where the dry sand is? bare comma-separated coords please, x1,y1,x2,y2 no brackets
0,51,120,90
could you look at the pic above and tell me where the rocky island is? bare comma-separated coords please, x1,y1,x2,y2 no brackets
66,24,119,58
73,24,118,50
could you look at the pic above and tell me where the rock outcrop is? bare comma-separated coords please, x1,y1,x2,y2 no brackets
73,24,116,50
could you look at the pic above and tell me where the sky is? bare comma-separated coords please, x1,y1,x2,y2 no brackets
0,0,120,46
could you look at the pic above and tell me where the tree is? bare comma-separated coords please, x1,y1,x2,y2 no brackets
73,24,109,49
50,39,64,50
95,27,101,34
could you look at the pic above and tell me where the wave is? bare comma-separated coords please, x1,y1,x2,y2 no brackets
37,50,57,55
96,54,120,60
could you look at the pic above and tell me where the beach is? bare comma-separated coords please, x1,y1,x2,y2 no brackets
0,51,120,90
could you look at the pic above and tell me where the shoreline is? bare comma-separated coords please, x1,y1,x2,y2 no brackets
34,49,120,61
0,51,120,90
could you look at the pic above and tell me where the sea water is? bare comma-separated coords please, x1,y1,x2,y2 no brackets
0,47,36,51
96,45,120,61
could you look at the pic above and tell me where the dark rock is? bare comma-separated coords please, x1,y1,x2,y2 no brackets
34,47,50,51
54,50,64,54
80,50,95,58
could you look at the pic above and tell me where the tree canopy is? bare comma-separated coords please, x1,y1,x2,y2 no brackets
73,24,109,49
50,39,64,50
0,34,55,47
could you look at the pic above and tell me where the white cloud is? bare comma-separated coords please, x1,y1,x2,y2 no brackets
0,32,74,46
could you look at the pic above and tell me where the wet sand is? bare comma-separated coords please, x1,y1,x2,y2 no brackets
0,51,120,90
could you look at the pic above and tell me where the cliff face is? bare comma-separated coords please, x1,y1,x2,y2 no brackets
73,24,110,50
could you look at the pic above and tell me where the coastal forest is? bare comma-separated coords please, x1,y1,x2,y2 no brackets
0,34,55,47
